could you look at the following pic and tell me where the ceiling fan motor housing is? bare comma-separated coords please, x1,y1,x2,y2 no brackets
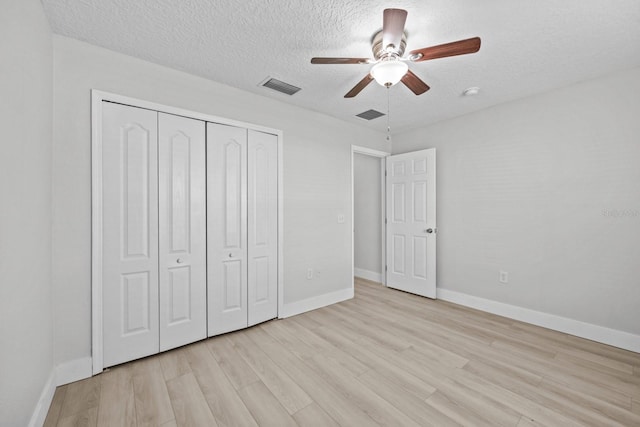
372,30,407,60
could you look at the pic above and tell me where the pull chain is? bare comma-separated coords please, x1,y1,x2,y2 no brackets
386,86,392,142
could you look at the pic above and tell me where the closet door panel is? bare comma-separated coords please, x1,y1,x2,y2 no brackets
102,102,159,367
207,123,248,336
247,130,278,326
158,113,207,351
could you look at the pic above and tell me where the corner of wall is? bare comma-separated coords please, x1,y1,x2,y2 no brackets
27,356,94,426
27,370,56,427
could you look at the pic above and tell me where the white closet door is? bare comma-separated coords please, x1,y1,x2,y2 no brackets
158,113,207,351
207,123,248,336
102,103,159,367
247,130,278,326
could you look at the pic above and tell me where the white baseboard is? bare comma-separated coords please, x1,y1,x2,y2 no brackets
29,357,93,425
437,288,640,353
56,357,93,386
354,268,382,283
28,370,56,427
279,287,354,318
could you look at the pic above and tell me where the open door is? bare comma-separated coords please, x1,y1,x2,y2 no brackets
385,149,436,298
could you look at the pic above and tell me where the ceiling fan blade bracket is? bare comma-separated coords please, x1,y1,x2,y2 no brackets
409,37,481,62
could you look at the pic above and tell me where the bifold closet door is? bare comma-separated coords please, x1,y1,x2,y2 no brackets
103,103,159,367
158,113,207,351
207,123,248,336
247,130,278,326
207,124,278,336
102,103,207,367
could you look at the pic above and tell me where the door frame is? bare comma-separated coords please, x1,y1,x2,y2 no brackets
91,90,284,374
351,145,390,292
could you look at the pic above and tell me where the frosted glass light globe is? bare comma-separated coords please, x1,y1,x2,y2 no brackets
370,60,409,87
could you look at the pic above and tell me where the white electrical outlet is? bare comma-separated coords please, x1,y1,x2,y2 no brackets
499,270,509,284
337,214,345,224
307,268,313,280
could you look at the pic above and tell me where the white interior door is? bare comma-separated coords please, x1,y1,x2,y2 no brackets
207,122,248,336
102,102,159,367
158,113,207,351
247,130,278,326
386,149,436,298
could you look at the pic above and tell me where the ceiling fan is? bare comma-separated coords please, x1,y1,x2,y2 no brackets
311,8,481,98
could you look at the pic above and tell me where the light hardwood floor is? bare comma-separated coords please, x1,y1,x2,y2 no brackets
45,278,640,426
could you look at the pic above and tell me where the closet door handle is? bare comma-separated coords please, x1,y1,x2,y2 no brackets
176,258,183,263
228,253,233,258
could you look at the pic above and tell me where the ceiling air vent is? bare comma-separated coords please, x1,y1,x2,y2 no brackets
356,109,385,120
260,77,301,96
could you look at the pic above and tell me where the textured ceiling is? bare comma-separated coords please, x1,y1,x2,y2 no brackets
42,0,640,134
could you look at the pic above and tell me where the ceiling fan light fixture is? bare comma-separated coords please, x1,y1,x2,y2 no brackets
310,9,480,98
370,60,408,87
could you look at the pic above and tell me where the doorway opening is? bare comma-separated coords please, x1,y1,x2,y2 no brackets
351,146,389,292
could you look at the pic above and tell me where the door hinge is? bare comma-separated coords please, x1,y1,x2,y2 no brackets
385,218,387,224
385,265,387,271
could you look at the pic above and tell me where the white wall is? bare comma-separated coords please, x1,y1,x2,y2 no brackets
354,153,382,279
0,0,54,425
393,67,640,336
52,36,389,366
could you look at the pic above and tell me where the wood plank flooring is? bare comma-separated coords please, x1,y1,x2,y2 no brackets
44,278,640,426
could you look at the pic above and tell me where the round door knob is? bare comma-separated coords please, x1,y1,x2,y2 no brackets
229,253,233,258
425,228,433,234
176,258,183,263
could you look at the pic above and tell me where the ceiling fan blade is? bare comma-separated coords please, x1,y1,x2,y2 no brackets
401,70,430,95
409,37,481,62
311,57,371,64
345,74,374,98
382,8,408,52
